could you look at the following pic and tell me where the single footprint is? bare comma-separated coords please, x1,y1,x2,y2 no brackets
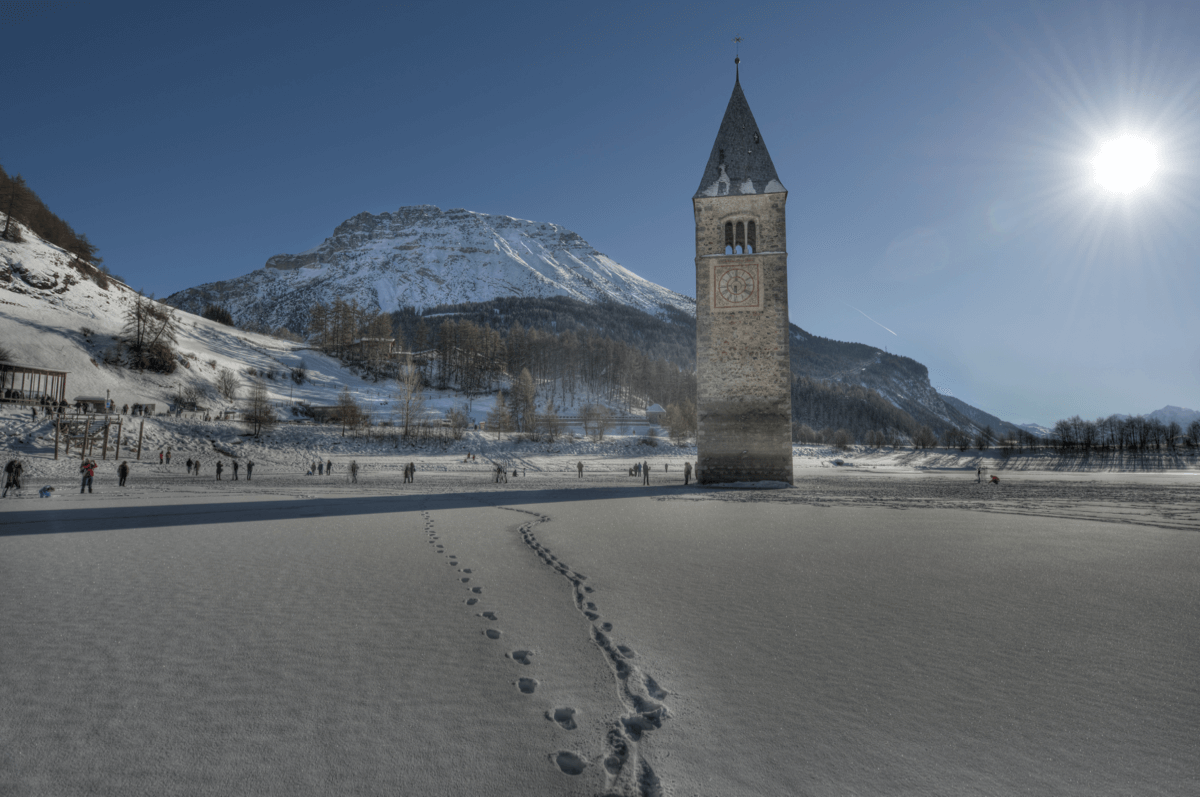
554,751,585,775
586,602,597,610
584,586,594,593
471,587,483,594
517,677,538,694
601,622,613,633
466,598,479,605
617,644,636,657
510,650,533,665
462,568,472,574
547,707,577,730
584,611,600,621
480,611,498,621
485,629,502,640
461,577,471,583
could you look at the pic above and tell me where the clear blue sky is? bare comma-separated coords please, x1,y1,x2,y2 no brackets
6,0,1200,426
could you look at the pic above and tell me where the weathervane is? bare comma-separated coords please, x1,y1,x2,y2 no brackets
733,35,743,77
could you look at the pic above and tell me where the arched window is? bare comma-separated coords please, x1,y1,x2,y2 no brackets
747,220,756,254
724,222,733,255
735,221,745,254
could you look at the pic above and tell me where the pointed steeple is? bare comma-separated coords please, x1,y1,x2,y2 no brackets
694,68,785,199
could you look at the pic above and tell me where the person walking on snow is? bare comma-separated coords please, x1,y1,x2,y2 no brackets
326,459,332,475
577,461,584,478
159,451,164,464
246,460,254,480
318,462,323,476
232,460,239,480
408,462,416,482
166,448,171,465
684,461,692,486
186,458,193,475
349,460,359,483
216,461,223,480
3,459,21,497
80,459,96,493
642,460,650,485
117,461,130,487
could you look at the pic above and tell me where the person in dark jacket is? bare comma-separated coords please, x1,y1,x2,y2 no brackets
232,460,239,480
186,458,193,474
684,460,692,486
80,459,96,493
215,461,223,480
642,460,650,485
246,460,254,480
3,459,21,497
117,461,130,487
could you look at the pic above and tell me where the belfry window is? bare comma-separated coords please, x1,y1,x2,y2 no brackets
747,220,756,253
724,222,734,254
735,221,746,254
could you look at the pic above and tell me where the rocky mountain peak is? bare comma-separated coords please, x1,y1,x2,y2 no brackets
167,205,693,334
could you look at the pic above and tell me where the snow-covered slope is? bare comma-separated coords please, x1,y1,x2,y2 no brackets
166,205,693,333
1,216,398,419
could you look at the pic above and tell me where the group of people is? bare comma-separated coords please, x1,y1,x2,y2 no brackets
403,462,416,483
309,459,333,476
186,457,254,480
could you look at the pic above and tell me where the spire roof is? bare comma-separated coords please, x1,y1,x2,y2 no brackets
694,73,785,199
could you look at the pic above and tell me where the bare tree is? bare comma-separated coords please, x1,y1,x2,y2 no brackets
216,367,240,402
394,354,425,438
538,397,562,442
510,367,537,434
486,391,513,439
913,425,937,450
581,404,612,442
123,292,179,372
336,387,365,437
242,380,276,438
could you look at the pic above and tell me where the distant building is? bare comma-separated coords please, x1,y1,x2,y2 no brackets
646,403,667,424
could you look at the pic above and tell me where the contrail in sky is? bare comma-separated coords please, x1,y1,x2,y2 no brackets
844,303,898,336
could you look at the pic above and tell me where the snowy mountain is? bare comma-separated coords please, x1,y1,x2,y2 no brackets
166,205,693,333
1147,406,1200,426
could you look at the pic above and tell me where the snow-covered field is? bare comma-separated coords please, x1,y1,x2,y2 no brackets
3,427,1198,796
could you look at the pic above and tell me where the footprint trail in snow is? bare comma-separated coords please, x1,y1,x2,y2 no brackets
501,506,670,797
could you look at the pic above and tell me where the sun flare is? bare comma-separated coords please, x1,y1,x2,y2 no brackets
1093,136,1157,193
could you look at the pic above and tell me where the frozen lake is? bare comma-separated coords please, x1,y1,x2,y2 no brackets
2,466,1198,796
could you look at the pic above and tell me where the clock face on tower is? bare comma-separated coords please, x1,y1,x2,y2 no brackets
712,262,762,311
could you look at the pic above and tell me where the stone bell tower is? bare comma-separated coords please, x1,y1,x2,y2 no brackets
693,60,793,484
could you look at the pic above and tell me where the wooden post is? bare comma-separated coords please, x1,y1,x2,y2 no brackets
101,421,110,461
136,420,144,460
116,417,123,455
81,417,90,460
54,415,60,460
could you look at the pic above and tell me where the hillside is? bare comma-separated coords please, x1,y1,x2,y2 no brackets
1,215,421,423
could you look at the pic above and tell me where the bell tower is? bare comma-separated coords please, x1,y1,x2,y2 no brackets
693,61,793,484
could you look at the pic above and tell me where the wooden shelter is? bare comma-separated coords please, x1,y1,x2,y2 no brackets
1,363,68,404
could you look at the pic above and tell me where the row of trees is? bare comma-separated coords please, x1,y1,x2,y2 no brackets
1,165,102,265
307,299,395,375
1049,414,1200,453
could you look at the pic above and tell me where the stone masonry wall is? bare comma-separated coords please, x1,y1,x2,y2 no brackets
693,193,793,484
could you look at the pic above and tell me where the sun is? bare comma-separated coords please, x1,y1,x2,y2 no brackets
1093,136,1158,193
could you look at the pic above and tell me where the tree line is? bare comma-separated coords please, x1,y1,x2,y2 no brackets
1,164,103,267
1048,414,1200,454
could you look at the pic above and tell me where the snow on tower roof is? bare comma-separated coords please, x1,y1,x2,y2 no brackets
695,71,786,199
